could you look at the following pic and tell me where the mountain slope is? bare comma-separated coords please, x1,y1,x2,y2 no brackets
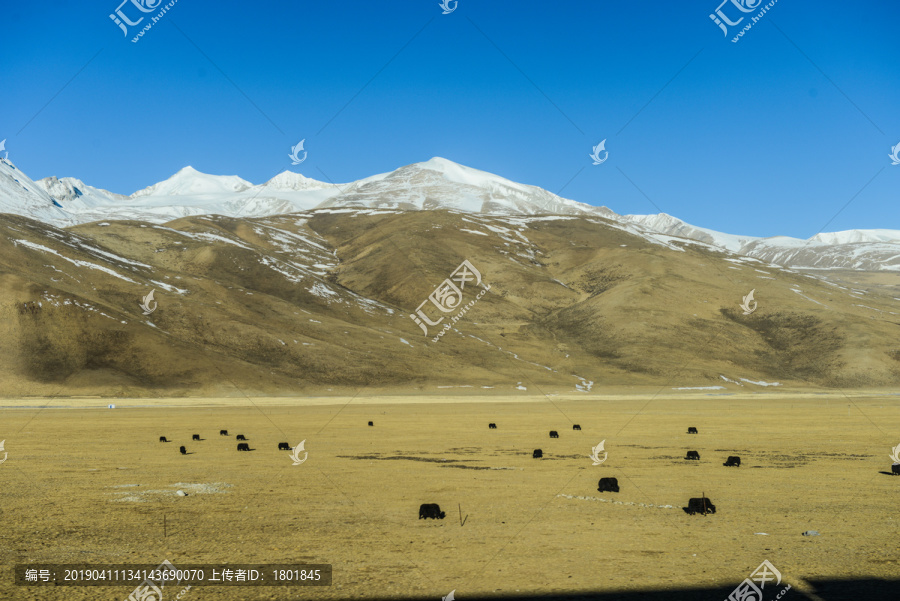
1,208,898,397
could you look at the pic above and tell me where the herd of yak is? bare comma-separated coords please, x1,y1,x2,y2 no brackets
160,421,731,518
158,429,290,455
419,423,730,519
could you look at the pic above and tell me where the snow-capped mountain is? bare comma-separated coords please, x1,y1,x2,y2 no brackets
1,156,897,271
738,235,900,271
35,175,127,209
621,213,758,253
21,163,338,224
621,212,900,272
0,158,74,224
319,157,618,218
131,166,253,197
258,170,340,192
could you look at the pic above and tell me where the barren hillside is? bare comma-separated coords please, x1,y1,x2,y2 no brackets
1,209,898,397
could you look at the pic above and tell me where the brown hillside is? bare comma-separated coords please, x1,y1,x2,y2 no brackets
0,210,898,397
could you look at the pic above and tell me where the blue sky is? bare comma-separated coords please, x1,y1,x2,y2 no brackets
2,0,897,238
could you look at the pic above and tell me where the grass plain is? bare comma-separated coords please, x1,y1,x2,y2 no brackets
1,391,899,600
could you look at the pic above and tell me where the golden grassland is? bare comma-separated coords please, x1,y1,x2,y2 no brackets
1,391,899,600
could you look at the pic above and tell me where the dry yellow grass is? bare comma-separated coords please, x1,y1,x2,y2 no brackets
1,392,899,600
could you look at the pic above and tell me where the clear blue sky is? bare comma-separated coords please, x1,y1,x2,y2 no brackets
2,0,897,238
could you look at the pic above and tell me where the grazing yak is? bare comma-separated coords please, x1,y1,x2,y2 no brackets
685,451,700,460
159,436,169,443
892,464,900,475
685,497,716,515
237,443,250,451
179,446,187,455
278,442,291,450
368,421,374,426
549,431,559,438
573,424,581,431
597,477,619,493
236,434,247,441
687,427,698,434
418,503,445,520
220,430,228,436
488,423,497,429
533,449,543,459
192,434,200,441
723,456,741,467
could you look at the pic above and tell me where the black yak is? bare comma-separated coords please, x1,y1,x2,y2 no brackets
418,503,445,519
685,497,716,515
597,477,619,493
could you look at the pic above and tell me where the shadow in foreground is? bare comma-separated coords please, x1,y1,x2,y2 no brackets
344,578,900,601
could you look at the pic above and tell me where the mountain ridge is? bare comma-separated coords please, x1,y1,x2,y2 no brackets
1,206,897,397
1,156,897,271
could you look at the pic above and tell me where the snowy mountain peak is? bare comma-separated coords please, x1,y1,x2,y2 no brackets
0,158,72,223
36,176,87,202
261,170,337,191
36,176,127,206
404,157,528,190
317,156,618,217
808,229,900,245
131,166,253,198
